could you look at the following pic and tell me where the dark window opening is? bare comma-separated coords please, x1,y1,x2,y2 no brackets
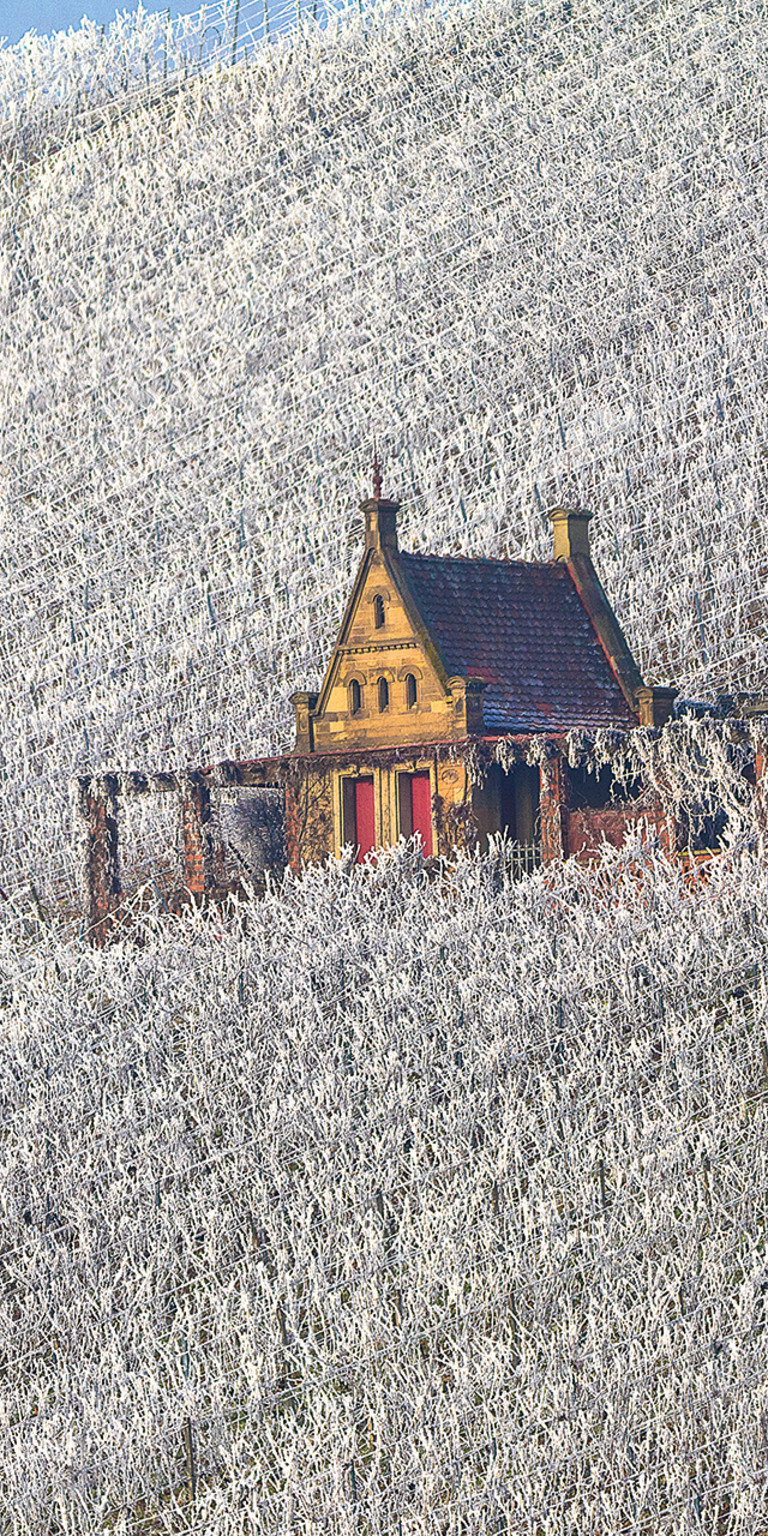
373,595,385,629
405,673,417,709
679,803,728,852
503,764,539,843
679,746,753,851
567,763,642,810
349,679,362,715
378,677,389,712
472,763,540,852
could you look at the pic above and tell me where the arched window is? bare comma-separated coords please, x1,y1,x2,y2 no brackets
349,679,362,715
378,677,389,712
405,673,418,709
373,595,385,629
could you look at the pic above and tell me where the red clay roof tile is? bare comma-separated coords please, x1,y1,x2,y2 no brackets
398,552,636,733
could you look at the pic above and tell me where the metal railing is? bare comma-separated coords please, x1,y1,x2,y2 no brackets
501,838,542,881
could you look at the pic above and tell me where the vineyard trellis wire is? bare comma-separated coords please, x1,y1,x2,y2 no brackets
2,0,768,922
0,0,348,163
4,840,768,1530
4,1,768,1522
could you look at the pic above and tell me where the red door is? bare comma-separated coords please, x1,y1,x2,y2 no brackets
354,778,376,862
410,772,433,856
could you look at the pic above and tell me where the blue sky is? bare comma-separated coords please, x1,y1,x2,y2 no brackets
2,1,193,47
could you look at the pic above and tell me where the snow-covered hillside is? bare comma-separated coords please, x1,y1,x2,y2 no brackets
1,0,766,908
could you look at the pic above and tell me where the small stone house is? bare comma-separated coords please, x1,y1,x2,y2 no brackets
79,487,679,938
281,490,675,868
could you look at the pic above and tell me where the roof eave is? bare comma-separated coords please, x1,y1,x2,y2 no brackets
564,552,645,717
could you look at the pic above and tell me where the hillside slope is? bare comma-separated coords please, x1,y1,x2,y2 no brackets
3,842,768,1532
1,0,767,910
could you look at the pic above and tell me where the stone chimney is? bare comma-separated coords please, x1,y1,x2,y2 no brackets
291,691,318,753
548,504,593,562
362,496,400,553
635,685,678,728
447,675,488,736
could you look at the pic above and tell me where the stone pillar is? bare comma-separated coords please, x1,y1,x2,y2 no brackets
284,779,303,874
539,752,568,863
283,768,333,872
82,774,120,945
180,771,216,896
548,504,593,562
636,685,678,727
362,495,400,553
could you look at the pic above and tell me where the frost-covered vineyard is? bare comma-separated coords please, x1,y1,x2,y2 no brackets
5,0,768,1530
3,842,768,1533
1,0,768,913
1,0,311,165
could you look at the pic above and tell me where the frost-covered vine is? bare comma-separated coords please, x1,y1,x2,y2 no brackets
564,716,762,844
0,0,329,167
3,842,768,1531
2,0,768,917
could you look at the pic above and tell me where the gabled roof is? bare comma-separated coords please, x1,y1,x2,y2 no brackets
398,551,636,734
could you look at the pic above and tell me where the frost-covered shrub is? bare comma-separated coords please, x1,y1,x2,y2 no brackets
216,784,286,880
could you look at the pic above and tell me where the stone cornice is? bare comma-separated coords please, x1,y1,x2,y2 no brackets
339,641,418,656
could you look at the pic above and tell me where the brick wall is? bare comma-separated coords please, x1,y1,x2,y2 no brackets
179,771,215,896
565,803,671,859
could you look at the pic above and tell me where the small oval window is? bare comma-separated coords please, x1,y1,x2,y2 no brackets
378,677,390,712
373,595,385,629
350,679,362,715
405,673,417,709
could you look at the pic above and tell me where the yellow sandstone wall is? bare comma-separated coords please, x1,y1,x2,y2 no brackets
311,550,456,753
285,768,334,869
287,751,474,868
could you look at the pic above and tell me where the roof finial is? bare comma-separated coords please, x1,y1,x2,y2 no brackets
372,436,382,501
562,451,580,510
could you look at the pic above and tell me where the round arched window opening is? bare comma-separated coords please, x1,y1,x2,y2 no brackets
349,679,362,715
405,673,418,709
378,677,390,712
373,595,385,629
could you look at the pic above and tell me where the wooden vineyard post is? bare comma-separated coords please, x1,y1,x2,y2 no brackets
79,774,120,946
183,1417,196,1505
